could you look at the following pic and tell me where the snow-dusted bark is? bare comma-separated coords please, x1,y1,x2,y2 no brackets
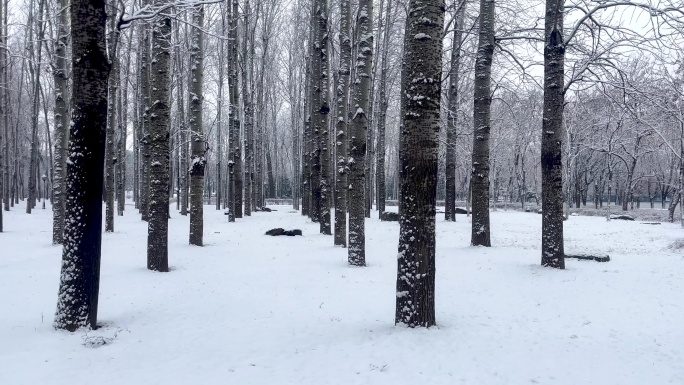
139,27,151,221
376,0,394,216
302,53,312,218
304,0,320,222
315,0,331,235
52,0,69,243
236,0,248,218
104,59,117,231
0,1,2,226
1,0,6,215
334,0,351,246
105,2,119,233
394,0,444,327
233,0,243,218
540,0,565,269
470,0,494,246
445,0,465,222
216,11,226,211
146,3,172,271
189,6,205,246
117,32,133,217
133,54,140,209
54,0,110,331
175,19,188,216
348,0,373,265
227,0,236,222
27,0,46,214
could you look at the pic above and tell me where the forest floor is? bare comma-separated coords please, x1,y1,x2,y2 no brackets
2,202,684,384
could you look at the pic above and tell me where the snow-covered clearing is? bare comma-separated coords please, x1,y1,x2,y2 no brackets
2,204,684,384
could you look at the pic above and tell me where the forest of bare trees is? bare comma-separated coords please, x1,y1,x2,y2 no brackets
0,0,682,330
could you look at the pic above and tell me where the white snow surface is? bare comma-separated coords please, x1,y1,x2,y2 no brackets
2,203,684,384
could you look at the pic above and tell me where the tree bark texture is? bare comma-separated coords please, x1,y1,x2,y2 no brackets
235,0,248,217
133,42,141,210
54,0,110,331
540,0,565,269
189,6,206,246
216,17,224,212
146,7,172,272
1,0,6,214
316,0,331,235
233,0,243,218
27,0,45,214
348,0,372,265
394,0,443,328
302,55,312,218
376,0,392,216
105,6,119,232
177,27,188,216
117,31,132,216
227,9,237,223
334,0,351,246
444,0,465,222
470,0,494,246
52,0,69,243
139,28,151,221
0,0,2,230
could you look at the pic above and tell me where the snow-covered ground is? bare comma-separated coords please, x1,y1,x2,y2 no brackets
2,203,683,384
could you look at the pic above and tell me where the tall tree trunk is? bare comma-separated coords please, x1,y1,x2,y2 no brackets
104,2,119,232
334,0,351,246
133,39,141,210
117,30,132,216
348,0,372,265
266,143,275,198
540,0,565,269
316,0,331,234
375,0,392,217
309,0,321,223
54,0,110,331
216,9,226,211
0,0,2,230
52,0,69,242
233,0,245,219
189,6,206,246
365,108,373,218
470,0,494,246
139,27,151,221
27,0,46,214
175,17,188,216
1,0,6,214
147,5,172,271
394,0,443,328
302,52,312,218
234,0,244,217
445,0,465,222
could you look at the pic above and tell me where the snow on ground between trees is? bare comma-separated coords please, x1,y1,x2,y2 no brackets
1,203,683,384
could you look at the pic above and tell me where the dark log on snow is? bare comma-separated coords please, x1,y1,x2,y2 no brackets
455,207,470,214
254,207,276,212
610,214,634,221
565,254,610,262
265,228,303,236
